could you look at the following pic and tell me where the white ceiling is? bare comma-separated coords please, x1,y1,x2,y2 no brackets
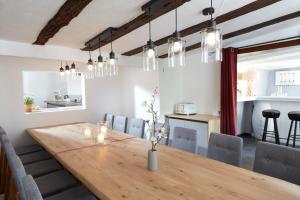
238,46,300,71
0,0,299,57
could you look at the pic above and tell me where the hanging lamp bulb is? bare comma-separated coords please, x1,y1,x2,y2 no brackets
200,0,222,63
71,62,76,74
59,61,65,76
65,62,70,74
87,48,94,71
143,8,158,72
168,8,186,67
108,30,118,76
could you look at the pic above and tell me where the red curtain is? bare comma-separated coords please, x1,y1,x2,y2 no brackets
220,48,237,136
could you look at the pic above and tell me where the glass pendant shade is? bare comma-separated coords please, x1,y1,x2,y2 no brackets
168,35,186,67
108,51,118,76
59,66,65,76
97,55,104,77
200,20,222,63
143,40,158,72
71,63,76,74
65,64,70,75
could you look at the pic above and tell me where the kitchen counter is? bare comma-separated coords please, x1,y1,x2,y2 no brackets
165,114,220,155
45,100,82,107
165,114,219,123
237,96,300,102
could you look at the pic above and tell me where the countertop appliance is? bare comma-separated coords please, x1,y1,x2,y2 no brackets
174,103,197,115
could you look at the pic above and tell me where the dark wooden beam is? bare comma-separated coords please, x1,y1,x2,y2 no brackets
82,0,191,51
158,10,300,58
33,0,92,45
123,0,281,56
237,38,300,54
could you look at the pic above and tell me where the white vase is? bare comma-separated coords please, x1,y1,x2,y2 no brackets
148,149,158,171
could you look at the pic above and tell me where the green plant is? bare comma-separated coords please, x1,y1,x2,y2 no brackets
24,96,34,105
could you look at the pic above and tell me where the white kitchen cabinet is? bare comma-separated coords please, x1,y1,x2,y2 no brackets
166,114,220,155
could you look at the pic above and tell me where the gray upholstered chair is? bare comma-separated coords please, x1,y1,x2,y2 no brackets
207,133,243,167
1,134,79,198
19,150,52,165
24,159,62,178
22,175,97,200
170,127,197,153
254,141,300,185
155,123,170,145
22,175,43,200
2,134,27,199
104,113,114,129
127,118,145,138
1,126,43,156
113,115,128,133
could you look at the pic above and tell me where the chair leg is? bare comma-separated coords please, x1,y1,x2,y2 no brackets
293,121,298,148
4,167,11,200
262,118,269,141
274,118,280,145
286,120,294,146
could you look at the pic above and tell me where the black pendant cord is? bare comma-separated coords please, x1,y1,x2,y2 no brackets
110,30,113,52
210,0,213,20
148,7,152,41
88,46,92,60
98,39,101,55
175,8,178,32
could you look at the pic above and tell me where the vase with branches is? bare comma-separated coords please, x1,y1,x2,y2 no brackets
142,87,167,171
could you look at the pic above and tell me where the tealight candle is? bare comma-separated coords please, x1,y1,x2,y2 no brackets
97,134,105,143
101,125,107,135
84,128,92,138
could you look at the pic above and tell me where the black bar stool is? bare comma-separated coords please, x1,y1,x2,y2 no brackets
262,109,280,144
286,111,300,148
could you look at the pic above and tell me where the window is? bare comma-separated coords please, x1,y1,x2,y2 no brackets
22,71,85,113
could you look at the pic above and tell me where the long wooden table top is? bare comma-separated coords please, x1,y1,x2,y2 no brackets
27,123,134,155
28,123,300,200
56,137,300,200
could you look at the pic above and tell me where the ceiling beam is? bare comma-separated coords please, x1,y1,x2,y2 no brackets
33,0,93,45
237,37,300,54
82,0,191,51
159,10,300,58
122,0,281,56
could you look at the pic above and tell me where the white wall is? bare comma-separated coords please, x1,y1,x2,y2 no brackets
0,51,220,147
159,51,221,117
0,56,156,147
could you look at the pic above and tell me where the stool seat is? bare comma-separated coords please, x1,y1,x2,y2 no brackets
288,111,300,121
262,109,280,118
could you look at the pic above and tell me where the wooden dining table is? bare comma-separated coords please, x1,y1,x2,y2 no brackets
27,122,300,200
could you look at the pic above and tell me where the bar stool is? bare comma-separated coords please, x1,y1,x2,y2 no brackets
262,109,280,144
286,111,300,148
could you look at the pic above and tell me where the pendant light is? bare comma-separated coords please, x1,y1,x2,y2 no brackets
71,62,76,74
65,62,70,75
143,8,158,72
86,46,95,79
97,39,104,77
108,30,118,76
168,8,186,67
200,0,222,63
59,61,65,76
87,48,94,71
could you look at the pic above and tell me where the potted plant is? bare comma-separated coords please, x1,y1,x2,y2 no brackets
142,87,167,171
24,96,34,112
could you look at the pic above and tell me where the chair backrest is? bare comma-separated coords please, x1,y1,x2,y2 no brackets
104,113,114,129
207,133,243,167
113,115,128,133
254,141,300,185
128,118,145,138
2,134,27,199
155,123,170,145
171,127,197,153
21,175,43,200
